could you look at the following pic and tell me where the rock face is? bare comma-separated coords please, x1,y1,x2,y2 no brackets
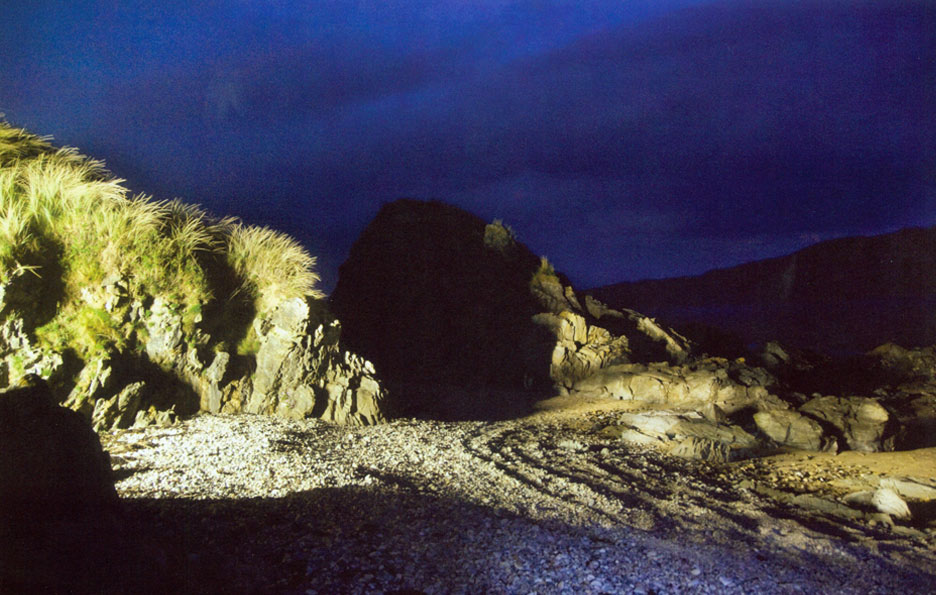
591,226,936,354
0,274,386,429
243,298,385,425
331,199,691,416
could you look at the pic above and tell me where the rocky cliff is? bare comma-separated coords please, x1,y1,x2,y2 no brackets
591,227,936,355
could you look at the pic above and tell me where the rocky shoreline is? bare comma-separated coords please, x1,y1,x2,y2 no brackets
94,400,936,594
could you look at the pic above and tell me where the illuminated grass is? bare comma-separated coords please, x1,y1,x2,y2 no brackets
225,223,324,313
0,119,323,360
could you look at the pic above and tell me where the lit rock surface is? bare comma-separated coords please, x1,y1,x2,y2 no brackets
800,396,890,452
754,408,829,452
100,403,936,593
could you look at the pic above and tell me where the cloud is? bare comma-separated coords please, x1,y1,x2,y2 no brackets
2,0,930,289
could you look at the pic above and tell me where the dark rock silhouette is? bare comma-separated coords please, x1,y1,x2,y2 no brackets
0,379,119,591
331,199,691,418
591,226,936,355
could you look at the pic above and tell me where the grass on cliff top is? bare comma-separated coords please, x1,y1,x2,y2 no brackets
0,121,322,355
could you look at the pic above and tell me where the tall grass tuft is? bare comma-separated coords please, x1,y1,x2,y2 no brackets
225,223,324,313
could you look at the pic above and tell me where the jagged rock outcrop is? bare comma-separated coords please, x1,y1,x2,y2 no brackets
331,199,691,416
532,281,691,392
243,297,385,425
0,278,386,429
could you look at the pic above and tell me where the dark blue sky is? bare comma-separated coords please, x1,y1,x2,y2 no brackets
1,0,933,290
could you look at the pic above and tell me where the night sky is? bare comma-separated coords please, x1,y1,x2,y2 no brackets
1,1,932,291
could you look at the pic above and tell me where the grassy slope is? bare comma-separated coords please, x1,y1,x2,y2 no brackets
0,120,322,370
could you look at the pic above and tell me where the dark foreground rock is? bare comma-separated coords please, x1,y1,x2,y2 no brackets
0,381,118,592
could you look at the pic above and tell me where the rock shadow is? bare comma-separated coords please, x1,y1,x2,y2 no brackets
7,485,934,594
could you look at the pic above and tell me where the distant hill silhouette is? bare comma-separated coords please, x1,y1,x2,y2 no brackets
590,227,936,355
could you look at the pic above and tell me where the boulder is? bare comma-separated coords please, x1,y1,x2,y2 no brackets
573,360,783,414
871,487,912,520
890,395,936,450
0,381,119,590
753,409,831,452
0,381,116,517
799,396,890,452
602,409,761,462
866,343,936,385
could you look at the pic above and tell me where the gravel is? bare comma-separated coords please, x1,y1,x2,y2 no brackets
100,412,936,594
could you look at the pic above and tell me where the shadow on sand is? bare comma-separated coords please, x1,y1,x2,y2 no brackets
5,483,934,594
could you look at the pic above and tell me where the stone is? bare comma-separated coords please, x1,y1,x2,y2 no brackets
753,409,828,451
608,409,760,461
63,355,117,418
144,297,184,365
881,478,936,501
133,405,178,428
871,487,912,520
0,317,65,386
791,494,864,520
668,437,733,463
91,381,146,432
799,396,890,452
889,394,936,450
572,360,782,415
534,311,631,390
866,343,936,385
200,350,231,413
